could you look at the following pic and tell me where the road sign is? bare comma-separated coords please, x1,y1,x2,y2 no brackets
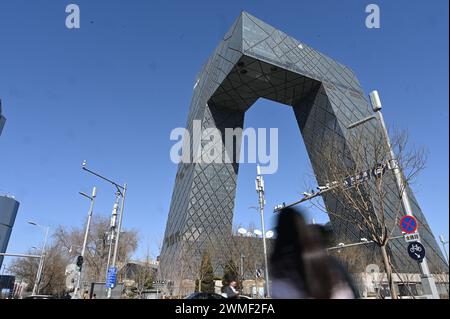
256,269,262,278
400,215,418,234
371,163,387,178
106,267,117,289
343,163,388,188
404,232,420,243
407,242,425,261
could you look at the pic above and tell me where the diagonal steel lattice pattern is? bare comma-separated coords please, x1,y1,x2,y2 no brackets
158,12,448,288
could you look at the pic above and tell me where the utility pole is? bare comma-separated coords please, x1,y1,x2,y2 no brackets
255,165,270,298
73,186,97,299
107,183,127,299
81,161,127,299
105,192,120,295
371,90,439,299
347,90,440,299
28,222,50,296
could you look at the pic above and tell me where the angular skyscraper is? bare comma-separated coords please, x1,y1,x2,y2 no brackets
0,196,20,269
0,99,5,136
159,12,447,289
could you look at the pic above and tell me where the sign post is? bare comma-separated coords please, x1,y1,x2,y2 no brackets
106,267,117,290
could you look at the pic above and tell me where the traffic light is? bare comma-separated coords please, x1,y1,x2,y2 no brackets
76,255,84,270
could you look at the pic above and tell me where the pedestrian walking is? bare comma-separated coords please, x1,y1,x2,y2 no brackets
270,207,357,299
223,280,239,299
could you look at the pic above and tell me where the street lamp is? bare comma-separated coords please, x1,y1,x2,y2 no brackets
439,235,449,264
73,186,97,299
347,90,439,299
28,220,50,296
82,161,127,299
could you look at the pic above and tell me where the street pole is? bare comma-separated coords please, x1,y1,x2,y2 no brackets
255,165,270,298
73,186,97,299
254,261,259,299
439,235,449,264
81,161,127,298
31,224,49,296
240,253,246,287
347,90,440,299
105,193,120,295
107,183,127,299
370,91,439,299
0,253,41,258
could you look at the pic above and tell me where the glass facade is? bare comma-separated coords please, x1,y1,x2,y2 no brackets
159,12,447,286
0,196,20,269
0,100,5,136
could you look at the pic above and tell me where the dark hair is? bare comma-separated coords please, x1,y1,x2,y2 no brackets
270,207,350,299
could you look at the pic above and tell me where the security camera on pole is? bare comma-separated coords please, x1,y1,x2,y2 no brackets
255,165,270,298
81,161,127,299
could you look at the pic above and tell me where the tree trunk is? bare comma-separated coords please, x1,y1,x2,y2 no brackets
380,244,398,299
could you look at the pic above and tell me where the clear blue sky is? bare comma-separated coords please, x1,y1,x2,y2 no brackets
0,0,448,266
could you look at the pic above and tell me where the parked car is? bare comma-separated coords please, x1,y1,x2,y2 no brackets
184,292,226,299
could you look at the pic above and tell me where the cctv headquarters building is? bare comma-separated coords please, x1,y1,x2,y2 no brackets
158,12,448,293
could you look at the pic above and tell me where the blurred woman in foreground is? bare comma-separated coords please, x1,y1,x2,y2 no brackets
270,207,358,299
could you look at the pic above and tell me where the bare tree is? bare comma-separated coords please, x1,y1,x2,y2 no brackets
307,127,426,299
9,215,139,296
162,244,194,298
128,248,156,299
230,225,266,280
53,215,138,284
9,244,69,297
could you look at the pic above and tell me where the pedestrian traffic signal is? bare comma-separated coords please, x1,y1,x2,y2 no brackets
76,255,84,270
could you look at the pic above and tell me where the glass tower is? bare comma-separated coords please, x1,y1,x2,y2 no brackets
159,12,448,289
